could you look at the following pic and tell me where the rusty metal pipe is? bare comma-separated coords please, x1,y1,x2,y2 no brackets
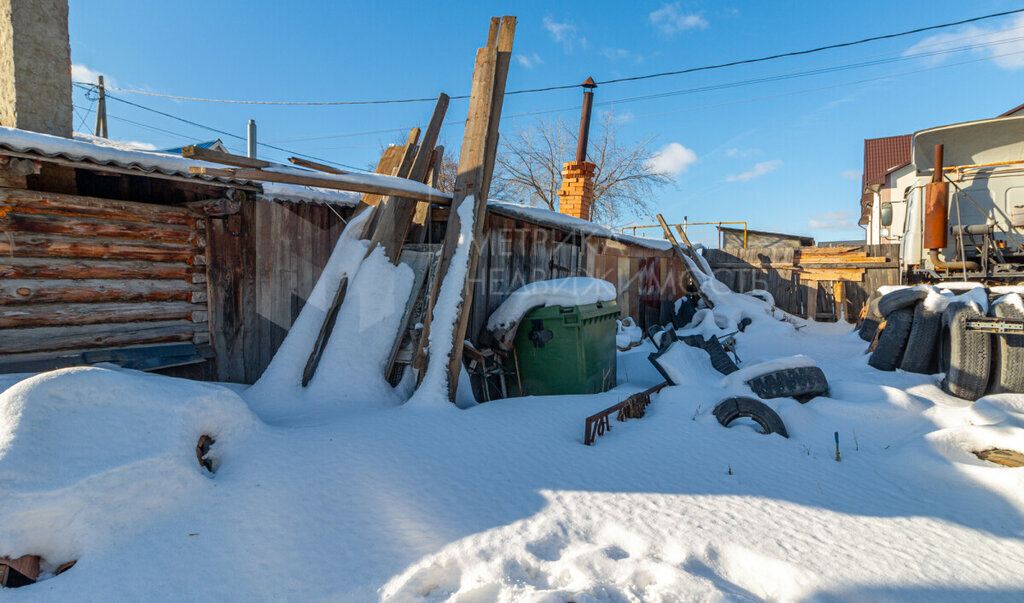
924,144,949,250
575,77,597,162
928,248,979,272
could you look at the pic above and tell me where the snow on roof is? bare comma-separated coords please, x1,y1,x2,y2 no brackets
258,182,361,207
487,200,673,251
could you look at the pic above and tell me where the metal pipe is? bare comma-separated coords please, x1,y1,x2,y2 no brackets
247,119,257,159
928,249,979,272
575,77,597,162
621,220,748,247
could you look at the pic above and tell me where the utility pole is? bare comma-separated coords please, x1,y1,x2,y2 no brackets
247,119,257,158
94,75,108,138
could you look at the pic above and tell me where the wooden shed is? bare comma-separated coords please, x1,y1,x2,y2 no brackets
0,128,688,384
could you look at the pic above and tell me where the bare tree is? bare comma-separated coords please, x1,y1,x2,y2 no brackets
494,114,671,224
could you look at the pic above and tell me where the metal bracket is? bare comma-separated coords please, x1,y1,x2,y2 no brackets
965,317,1024,334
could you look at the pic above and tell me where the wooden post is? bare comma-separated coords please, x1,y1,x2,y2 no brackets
412,16,515,402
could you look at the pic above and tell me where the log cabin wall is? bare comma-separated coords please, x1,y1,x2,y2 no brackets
0,186,210,366
466,211,688,346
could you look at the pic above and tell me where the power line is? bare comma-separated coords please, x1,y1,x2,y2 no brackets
74,7,1024,106
73,83,368,171
266,31,1024,143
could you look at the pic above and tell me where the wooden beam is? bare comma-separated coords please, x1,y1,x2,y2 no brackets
655,214,713,308
288,157,348,175
187,165,450,205
186,197,242,217
182,145,271,169
414,16,516,402
365,93,450,263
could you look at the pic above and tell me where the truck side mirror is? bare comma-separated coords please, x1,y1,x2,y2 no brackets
880,202,893,227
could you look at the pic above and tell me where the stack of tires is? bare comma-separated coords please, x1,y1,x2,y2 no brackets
859,288,1024,401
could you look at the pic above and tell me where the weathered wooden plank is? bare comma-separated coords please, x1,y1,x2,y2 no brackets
182,145,272,168
0,257,189,280
0,233,194,265
799,268,865,282
0,188,191,224
1,320,200,354
0,301,198,328
0,279,199,305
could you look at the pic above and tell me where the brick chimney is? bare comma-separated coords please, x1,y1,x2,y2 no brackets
558,160,595,221
0,0,74,137
558,77,598,221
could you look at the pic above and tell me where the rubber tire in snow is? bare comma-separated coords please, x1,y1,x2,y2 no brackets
745,366,829,402
713,396,789,438
989,301,1024,394
899,303,941,374
868,307,914,371
878,288,929,317
939,302,991,401
859,291,884,342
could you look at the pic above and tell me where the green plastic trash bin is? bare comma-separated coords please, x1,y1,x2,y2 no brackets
507,301,619,396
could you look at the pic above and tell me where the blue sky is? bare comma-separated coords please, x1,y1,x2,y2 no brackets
67,1,1024,244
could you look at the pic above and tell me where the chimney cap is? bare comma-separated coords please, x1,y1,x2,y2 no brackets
581,77,597,89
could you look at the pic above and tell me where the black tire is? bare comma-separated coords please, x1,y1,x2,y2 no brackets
989,301,1024,394
746,366,829,402
869,307,914,371
939,302,991,401
899,303,941,374
859,291,884,342
878,288,930,317
713,396,788,438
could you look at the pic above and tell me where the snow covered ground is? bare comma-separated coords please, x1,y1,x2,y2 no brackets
2,317,1024,600
2,246,1024,600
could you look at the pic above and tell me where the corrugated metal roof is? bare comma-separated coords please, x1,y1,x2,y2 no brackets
862,134,912,189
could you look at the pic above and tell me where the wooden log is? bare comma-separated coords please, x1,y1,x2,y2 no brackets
0,188,191,224
181,145,272,168
0,301,199,328
5,212,194,244
0,279,199,305
0,320,200,354
0,232,195,262
0,257,189,280
366,94,450,263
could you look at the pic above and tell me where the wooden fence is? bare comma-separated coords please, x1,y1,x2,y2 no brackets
703,244,900,321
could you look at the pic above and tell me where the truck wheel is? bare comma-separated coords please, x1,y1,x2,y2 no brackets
746,366,829,402
868,307,914,371
713,396,789,438
939,302,991,401
859,291,884,342
878,288,929,317
899,303,941,374
989,300,1024,394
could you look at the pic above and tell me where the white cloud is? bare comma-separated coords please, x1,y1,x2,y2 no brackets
543,17,586,51
726,159,782,182
647,142,697,177
515,53,544,69
903,14,1024,71
724,147,756,158
650,3,709,35
840,169,861,181
808,211,856,230
601,47,652,65
71,63,114,86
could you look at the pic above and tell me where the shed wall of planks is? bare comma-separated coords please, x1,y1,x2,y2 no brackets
204,199,349,383
465,212,688,346
0,187,209,362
